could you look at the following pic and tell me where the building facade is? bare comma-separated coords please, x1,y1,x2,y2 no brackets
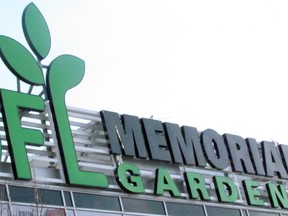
0,106,287,216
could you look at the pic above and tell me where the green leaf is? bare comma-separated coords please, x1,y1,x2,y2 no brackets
22,3,51,60
0,36,45,85
47,55,85,94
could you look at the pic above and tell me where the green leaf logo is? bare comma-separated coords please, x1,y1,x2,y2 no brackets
0,2,84,95
22,2,51,60
47,55,85,92
0,3,109,188
0,36,44,85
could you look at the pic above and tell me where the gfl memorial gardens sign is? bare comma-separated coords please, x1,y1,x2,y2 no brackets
1,2,288,210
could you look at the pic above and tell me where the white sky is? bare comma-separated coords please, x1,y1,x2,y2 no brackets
1,0,288,144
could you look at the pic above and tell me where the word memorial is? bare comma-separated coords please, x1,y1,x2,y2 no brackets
103,110,288,208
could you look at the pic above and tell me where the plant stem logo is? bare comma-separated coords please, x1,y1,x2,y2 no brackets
0,3,108,188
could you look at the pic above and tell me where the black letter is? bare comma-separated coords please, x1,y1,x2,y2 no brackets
164,123,206,166
278,144,288,174
262,141,288,179
246,138,265,176
142,118,171,162
101,110,148,158
224,133,255,174
201,129,228,170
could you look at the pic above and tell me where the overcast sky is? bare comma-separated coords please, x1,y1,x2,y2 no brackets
1,0,288,144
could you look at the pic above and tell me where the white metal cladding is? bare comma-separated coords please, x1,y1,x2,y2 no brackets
0,105,287,210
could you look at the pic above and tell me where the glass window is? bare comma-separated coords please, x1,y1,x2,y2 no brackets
0,185,7,201
67,209,75,216
64,191,73,207
76,210,122,216
166,202,205,216
206,206,241,216
39,189,63,206
10,186,34,203
12,205,34,216
249,211,279,216
0,204,10,216
42,208,66,216
74,193,120,211
9,186,63,206
122,197,165,215
13,205,66,216
242,210,248,216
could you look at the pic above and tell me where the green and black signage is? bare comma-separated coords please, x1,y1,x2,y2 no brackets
1,2,288,210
